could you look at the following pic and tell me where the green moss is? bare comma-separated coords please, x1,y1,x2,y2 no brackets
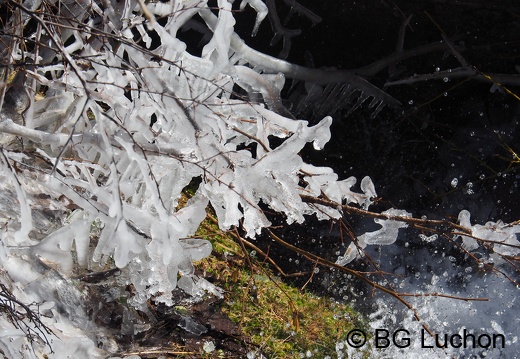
194,210,371,358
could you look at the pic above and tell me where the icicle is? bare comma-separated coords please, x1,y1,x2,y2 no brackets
239,0,268,37
0,152,33,244
202,0,236,74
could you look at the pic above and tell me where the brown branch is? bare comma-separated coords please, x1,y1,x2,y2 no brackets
266,229,442,344
398,292,488,302
300,194,471,233
302,193,520,283
231,126,270,153
239,232,307,277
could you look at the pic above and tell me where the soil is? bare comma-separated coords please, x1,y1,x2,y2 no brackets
81,271,254,358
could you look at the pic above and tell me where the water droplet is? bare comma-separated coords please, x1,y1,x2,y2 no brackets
451,178,458,188
435,67,440,72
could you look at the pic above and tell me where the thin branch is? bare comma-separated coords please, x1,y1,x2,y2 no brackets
266,229,443,347
299,194,471,234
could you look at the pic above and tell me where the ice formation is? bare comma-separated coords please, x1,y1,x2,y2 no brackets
457,209,520,263
336,208,411,266
0,1,373,357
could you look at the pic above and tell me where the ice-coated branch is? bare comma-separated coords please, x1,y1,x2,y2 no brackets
239,0,268,36
200,9,401,110
0,117,70,145
4,0,376,310
0,150,33,244
234,65,292,117
0,115,185,158
337,208,411,265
